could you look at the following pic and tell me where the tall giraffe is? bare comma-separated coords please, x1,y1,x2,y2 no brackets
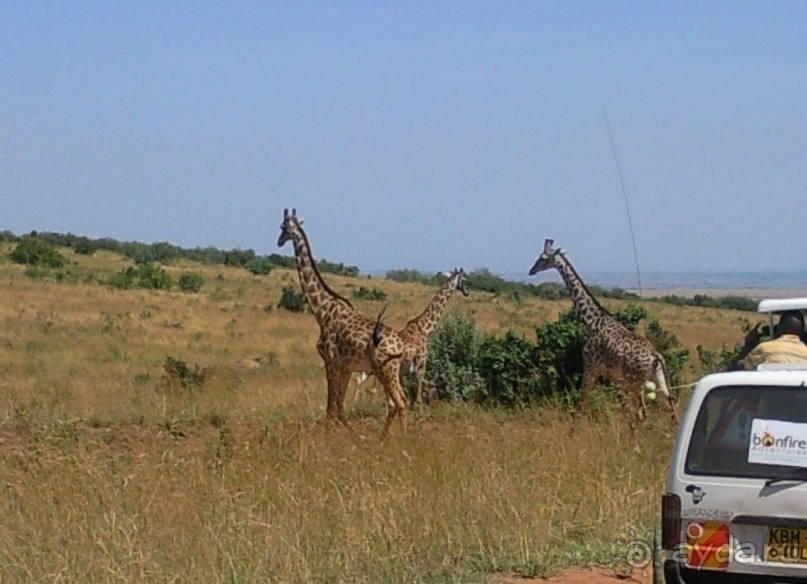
528,238,677,422
398,268,469,404
277,208,409,438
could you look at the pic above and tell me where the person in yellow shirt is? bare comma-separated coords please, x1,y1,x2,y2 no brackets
740,311,807,369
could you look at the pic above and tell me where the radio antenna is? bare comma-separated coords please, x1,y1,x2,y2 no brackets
602,108,643,297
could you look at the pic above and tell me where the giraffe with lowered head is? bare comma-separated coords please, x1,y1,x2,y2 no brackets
528,238,677,422
398,268,469,405
277,208,410,438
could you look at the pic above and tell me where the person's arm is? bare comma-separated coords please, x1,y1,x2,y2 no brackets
736,346,764,370
727,323,764,371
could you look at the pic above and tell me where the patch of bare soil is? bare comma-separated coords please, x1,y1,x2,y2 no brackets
495,566,651,584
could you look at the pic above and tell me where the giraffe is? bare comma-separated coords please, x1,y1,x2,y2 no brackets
277,208,409,438
398,268,469,405
528,238,677,422
350,371,380,404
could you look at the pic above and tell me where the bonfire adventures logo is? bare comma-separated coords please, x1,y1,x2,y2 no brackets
751,431,807,450
748,419,807,467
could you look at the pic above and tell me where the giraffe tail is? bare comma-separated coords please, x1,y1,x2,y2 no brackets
653,356,678,419
369,305,403,366
371,305,387,348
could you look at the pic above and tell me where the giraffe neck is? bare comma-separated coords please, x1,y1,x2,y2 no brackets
553,254,608,333
405,277,456,338
289,224,352,319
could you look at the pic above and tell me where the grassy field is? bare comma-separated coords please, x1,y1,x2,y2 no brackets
0,246,754,583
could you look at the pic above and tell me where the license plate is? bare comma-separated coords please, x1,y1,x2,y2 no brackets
765,527,807,563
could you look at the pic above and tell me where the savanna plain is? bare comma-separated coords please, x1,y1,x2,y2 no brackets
0,244,754,583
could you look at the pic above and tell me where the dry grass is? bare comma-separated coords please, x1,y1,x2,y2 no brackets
0,248,751,582
0,412,674,583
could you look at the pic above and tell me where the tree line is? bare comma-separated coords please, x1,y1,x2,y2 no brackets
1,229,759,312
0,230,358,277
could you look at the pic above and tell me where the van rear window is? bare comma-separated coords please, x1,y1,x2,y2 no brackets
685,385,807,478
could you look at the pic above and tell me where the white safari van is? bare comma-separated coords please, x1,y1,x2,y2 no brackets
660,298,807,583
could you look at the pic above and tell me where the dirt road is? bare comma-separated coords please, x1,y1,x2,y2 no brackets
547,568,651,583
496,566,652,583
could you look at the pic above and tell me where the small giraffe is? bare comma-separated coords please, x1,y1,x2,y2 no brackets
528,238,677,422
398,268,469,405
277,208,409,438
350,371,380,404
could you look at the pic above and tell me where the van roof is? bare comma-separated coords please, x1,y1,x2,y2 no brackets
694,369,807,391
757,297,807,313
756,363,807,371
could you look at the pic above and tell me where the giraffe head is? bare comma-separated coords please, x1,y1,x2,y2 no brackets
449,267,470,297
528,238,564,275
277,208,301,247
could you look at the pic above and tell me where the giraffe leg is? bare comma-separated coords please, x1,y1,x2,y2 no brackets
607,378,639,435
318,341,341,420
612,369,641,424
628,373,648,423
333,370,352,425
614,389,637,430
660,377,679,423
668,394,679,422
324,364,341,420
325,364,352,425
579,368,597,413
638,390,648,422
352,371,378,404
571,363,603,437
376,361,408,440
413,360,426,408
579,345,605,415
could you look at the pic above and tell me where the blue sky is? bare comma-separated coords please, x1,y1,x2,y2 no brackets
3,2,807,280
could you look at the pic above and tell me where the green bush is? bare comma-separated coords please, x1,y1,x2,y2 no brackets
532,309,588,404
223,249,256,268
696,322,751,373
73,237,94,255
476,331,542,406
352,286,387,301
109,263,173,290
697,344,741,374
10,237,66,268
466,268,509,293
246,257,274,276
163,356,209,390
24,265,47,279
504,289,523,304
178,272,204,293
426,309,484,401
277,285,307,312
318,260,359,277
385,269,442,285
108,269,135,290
136,263,173,290
526,282,567,300
427,308,586,407
614,304,647,332
426,305,691,409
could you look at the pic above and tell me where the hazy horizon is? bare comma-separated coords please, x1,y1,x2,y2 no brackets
8,225,807,294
